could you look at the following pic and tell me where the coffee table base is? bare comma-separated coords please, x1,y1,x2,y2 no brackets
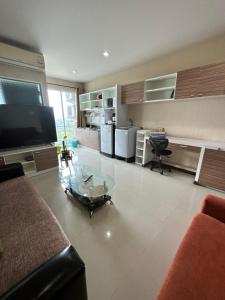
65,187,113,217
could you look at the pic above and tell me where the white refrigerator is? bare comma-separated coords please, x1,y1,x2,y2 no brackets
100,124,115,157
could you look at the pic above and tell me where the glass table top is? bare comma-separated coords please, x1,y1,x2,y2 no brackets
61,163,115,199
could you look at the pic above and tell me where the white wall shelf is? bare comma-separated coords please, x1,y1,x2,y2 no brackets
145,86,176,93
79,93,90,103
80,86,115,111
79,85,128,127
137,140,144,143
143,98,175,104
144,73,177,102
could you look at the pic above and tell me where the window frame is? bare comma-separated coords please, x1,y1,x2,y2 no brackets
47,85,77,141
0,76,44,105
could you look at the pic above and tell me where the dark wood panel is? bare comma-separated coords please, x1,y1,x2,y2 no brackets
198,149,225,192
197,62,225,97
175,67,201,99
33,147,58,172
76,128,99,150
175,62,225,99
168,143,201,153
121,81,144,104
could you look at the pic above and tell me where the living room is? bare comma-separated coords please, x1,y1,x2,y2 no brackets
1,1,225,300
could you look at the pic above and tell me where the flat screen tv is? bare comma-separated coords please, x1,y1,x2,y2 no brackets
0,105,57,150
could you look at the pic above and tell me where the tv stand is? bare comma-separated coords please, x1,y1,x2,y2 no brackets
0,145,58,176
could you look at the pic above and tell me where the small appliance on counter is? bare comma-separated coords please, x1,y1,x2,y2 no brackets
115,127,139,162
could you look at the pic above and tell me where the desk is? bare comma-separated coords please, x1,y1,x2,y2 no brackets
140,134,225,192
165,137,225,151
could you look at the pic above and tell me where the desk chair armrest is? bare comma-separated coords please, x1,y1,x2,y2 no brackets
201,194,225,224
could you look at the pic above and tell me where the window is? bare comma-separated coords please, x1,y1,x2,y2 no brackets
0,77,43,105
48,88,77,142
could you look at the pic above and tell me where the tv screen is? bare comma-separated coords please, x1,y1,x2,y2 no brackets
0,105,57,149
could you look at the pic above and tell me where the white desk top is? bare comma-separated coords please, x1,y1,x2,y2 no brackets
145,135,225,150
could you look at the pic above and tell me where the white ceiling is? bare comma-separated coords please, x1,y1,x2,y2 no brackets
0,0,225,82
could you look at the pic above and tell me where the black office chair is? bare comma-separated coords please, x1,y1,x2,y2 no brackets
149,138,172,175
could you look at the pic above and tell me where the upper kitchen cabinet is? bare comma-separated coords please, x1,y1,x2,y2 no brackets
121,81,144,104
79,85,128,128
176,62,225,99
175,67,201,99
144,73,177,102
197,62,225,97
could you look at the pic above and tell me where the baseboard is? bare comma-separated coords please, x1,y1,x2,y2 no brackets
100,152,114,158
115,155,135,163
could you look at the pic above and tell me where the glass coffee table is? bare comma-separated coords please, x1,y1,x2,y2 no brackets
62,164,115,217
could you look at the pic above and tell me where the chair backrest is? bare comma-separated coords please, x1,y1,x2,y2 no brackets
149,138,169,156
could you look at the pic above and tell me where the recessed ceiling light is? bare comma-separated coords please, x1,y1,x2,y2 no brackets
106,231,111,239
103,51,110,57
72,70,77,74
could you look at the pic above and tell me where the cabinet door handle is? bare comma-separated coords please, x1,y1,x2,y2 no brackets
190,94,195,97
34,151,40,154
179,145,188,148
198,93,203,96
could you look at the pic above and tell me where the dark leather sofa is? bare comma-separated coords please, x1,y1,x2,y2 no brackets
0,163,88,300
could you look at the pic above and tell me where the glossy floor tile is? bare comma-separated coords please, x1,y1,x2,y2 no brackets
31,147,224,300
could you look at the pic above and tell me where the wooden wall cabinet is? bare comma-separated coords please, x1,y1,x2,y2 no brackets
121,81,144,104
176,62,225,99
33,147,58,172
175,67,201,99
198,149,225,192
197,62,225,97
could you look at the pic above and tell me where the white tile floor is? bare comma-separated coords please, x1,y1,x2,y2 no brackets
31,147,224,300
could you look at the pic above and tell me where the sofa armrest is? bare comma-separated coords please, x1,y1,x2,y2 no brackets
0,245,88,300
0,163,24,183
201,194,225,224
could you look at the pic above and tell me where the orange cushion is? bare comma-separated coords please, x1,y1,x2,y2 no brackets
202,194,225,224
157,213,225,300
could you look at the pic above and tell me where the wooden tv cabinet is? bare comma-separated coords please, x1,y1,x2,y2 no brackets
0,145,58,176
